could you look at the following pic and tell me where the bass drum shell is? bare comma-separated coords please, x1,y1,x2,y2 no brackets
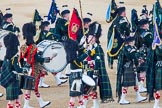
37,40,67,73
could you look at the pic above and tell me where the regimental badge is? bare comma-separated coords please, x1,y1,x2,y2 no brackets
71,23,79,34
113,38,118,48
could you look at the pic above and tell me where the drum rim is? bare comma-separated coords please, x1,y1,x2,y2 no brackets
38,40,67,73
82,74,95,86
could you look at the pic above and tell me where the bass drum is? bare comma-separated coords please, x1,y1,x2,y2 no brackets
37,40,67,73
0,29,10,61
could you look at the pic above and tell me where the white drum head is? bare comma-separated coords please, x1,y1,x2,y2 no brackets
82,74,95,86
38,40,67,72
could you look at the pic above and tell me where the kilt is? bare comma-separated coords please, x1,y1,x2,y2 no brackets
6,79,22,100
122,62,136,87
155,66,162,91
69,71,83,97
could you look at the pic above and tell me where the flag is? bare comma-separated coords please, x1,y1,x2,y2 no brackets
48,0,59,24
107,27,125,57
152,20,161,50
33,9,42,24
131,9,138,32
68,8,81,41
106,0,117,23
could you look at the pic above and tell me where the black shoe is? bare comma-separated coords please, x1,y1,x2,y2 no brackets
60,76,68,79
57,80,67,86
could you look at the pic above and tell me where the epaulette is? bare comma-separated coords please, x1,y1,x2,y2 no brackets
46,32,53,38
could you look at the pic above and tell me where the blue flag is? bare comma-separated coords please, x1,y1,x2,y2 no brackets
48,0,59,24
106,3,111,22
152,21,161,50
106,0,117,23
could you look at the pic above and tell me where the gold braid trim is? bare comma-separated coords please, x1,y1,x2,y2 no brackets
73,60,83,68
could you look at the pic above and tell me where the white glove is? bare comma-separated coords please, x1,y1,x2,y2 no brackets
94,43,98,48
79,36,86,45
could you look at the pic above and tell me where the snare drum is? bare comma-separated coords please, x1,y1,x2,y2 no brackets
19,75,35,90
37,40,67,72
0,29,10,60
82,74,95,95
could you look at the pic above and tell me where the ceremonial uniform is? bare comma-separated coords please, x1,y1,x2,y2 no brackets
107,8,131,69
117,36,147,105
55,18,69,41
0,33,23,108
21,22,51,108
135,19,153,93
67,38,94,108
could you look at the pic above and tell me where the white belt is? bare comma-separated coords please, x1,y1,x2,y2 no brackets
71,69,82,73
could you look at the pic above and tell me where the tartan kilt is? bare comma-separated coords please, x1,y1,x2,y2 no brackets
155,66,162,91
122,63,136,87
6,79,22,100
69,71,83,97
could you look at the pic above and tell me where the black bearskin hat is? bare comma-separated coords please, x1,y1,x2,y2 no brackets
4,33,19,59
22,22,36,45
88,22,102,44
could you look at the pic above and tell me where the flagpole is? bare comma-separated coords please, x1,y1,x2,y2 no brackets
79,0,86,44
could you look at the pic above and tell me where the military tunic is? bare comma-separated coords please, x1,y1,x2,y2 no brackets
55,18,69,41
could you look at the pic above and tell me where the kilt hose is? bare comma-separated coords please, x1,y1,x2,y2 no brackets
96,45,113,101
122,63,136,87
6,79,22,100
155,66,162,91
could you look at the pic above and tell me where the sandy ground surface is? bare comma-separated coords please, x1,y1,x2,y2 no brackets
0,0,162,108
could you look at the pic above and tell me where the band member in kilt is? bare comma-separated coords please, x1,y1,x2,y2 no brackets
107,6,131,69
135,19,153,93
89,22,114,103
20,22,52,108
116,36,147,105
1,33,25,108
66,39,95,108
36,21,67,87
82,30,100,108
